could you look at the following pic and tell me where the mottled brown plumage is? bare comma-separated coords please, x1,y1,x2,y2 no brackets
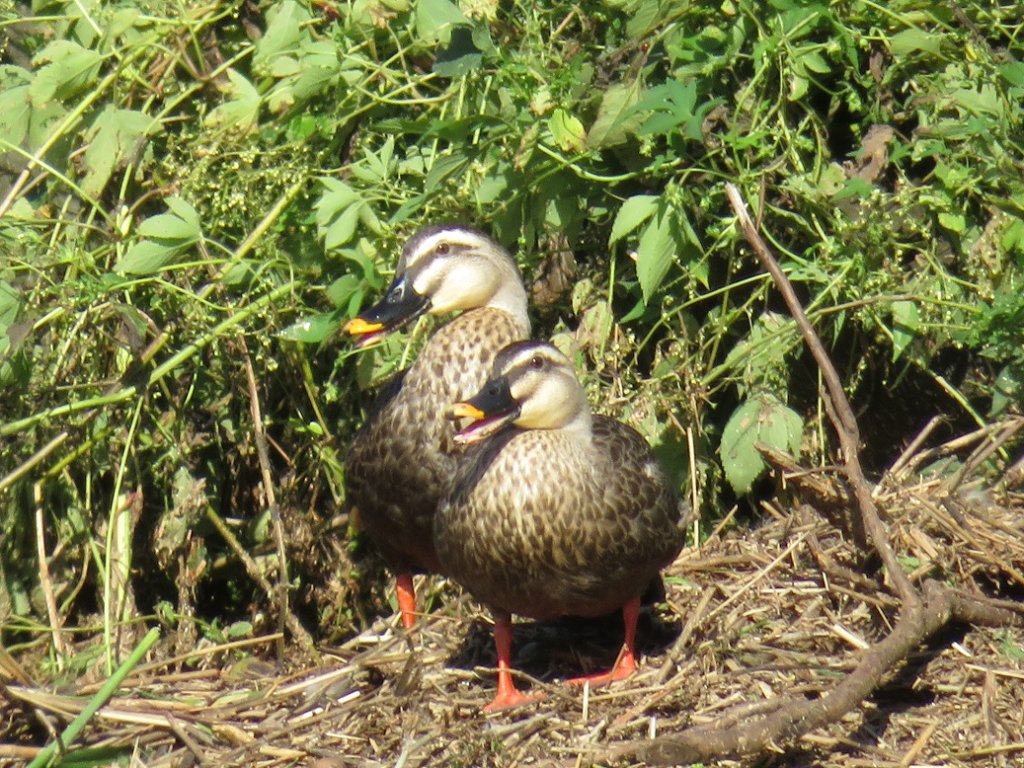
435,340,687,709
344,225,530,627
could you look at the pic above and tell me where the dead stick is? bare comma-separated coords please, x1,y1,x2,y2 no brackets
724,183,918,607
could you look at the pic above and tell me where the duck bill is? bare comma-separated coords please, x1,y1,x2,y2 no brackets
450,377,519,445
343,273,430,348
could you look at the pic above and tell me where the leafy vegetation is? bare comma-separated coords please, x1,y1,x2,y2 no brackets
1,0,1022,682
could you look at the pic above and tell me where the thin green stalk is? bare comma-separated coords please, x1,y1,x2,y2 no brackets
26,627,160,768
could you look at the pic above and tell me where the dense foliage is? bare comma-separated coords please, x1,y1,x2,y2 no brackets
1,0,1022,668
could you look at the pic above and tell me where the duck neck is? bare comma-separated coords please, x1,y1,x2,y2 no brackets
487,276,531,336
559,408,593,445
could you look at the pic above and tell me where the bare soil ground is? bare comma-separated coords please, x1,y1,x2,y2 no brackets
3,448,1023,768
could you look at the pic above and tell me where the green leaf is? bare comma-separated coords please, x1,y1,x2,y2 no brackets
990,361,1023,418
315,178,373,250
137,197,201,242
415,0,469,44
635,209,675,304
586,79,645,148
205,69,261,132
115,239,177,275
278,313,338,343
115,197,201,274
81,107,155,197
1000,62,1024,88
28,40,102,106
324,205,362,250
0,76,32,148
889,29,942,56
720,395,803,495
253,0,312,74
938,211,965,233
890,300,919,361
549,108,586,152
610,195,659,243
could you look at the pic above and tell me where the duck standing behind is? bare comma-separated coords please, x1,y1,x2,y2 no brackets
436,340,687,711
344,225,530,628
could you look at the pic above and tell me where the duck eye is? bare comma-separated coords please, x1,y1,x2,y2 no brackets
435,242,450,255
529,356,544,370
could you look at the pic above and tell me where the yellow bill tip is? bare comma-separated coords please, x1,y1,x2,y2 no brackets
449,402,486,422
343,317,384,336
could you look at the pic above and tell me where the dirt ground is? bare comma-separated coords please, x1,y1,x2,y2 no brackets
3,452,1024,768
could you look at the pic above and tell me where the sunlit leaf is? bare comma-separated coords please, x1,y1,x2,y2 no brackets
254,0,312,73
278,313,338,343
891,300,920,361
720,395,803,495
82,107,155,197
890,28,942,56
586,79,645,148
415,0,469,44
610,195,658,243
549,108,586,152
635,208,675,304
115,239,177,275
206,69,261,132
28,40,102,106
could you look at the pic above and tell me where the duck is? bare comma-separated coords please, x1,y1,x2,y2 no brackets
435,340,687,711
343,224,531,628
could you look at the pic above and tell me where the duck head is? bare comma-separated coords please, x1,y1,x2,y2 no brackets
450,341,590,444
344,224,530,348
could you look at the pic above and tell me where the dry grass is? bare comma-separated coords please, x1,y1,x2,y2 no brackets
3,428,1024,768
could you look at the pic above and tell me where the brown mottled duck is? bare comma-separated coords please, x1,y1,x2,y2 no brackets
436,340,687,711
343,225,531,628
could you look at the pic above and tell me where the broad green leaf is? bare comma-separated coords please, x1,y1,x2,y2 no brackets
610,195,659,243
415,0,469,44
424,151,470,191
205,69,261,132
1001,218,1024,257
278,313,338,343
1000,62,1024,88
635,209,675,304
889,29,942,56
28,40,102,106
137,197,201,242
0,280,19,332
723,311,797,396
115,239,177,275
326,274,363,309
0,75,31,148
891,300,919,361
625,0,662,38
324,204,362,250
549,108,586,152
254,0,312,73
938,211,965,233
720,395,803,495
799,50,830,74
433,27,484,77
82,107,155,197
586,79,645,148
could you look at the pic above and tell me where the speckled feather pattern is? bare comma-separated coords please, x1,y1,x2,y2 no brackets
435,416,686,620
345,308,526,574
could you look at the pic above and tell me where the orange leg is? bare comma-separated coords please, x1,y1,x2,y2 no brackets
396,573,417,629
483,612,547,712
567,596,640,686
